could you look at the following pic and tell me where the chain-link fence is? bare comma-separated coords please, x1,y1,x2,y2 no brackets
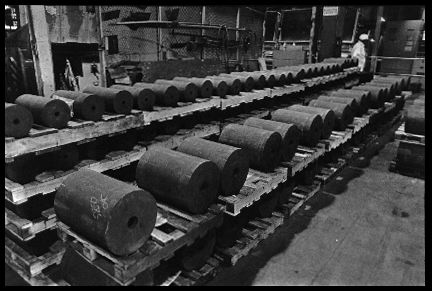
101,6,265,68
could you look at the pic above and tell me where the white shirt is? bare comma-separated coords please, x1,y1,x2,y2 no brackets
351,41,366,71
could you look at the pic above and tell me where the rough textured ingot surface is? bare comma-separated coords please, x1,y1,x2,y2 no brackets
15,94,71,129
230,72,266,89
308,99,353,131
173,77,214,98
375,75,410,91
82,86,133,114
317,95,360,116
136,147,220,214
331,89,370,113
155,79,198,102
53,90,105,121
351,85,385,108
271,109,323,147
288,104,335,139
244,117,300,161
370,79,401,94
219,73,254,92
219,124,282,172
177,137,249,196
367,82,396,101
55,169,157,256
177,230,216,271
5,153,45,184
5,102,33,138
405,106,425,135
269,71,287,85
133,82,179,107
208,76,240,96
110,85,155,111
49,144,80,170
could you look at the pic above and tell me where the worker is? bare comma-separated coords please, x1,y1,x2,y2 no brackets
351,34,369,72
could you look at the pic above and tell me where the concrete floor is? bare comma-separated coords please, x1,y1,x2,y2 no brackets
5,138,425,286
207,139,425,286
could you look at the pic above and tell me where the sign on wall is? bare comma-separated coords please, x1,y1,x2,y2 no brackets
323,6,339,17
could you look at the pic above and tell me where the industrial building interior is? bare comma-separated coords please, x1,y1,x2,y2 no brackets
4,5,425,286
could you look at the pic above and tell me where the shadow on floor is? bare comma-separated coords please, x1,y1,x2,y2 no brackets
207,191,335,286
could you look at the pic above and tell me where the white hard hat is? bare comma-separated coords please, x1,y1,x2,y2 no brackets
359,34,369,41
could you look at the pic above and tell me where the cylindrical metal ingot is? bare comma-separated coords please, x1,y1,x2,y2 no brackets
288,104,335,139
271,109,323,147
269,71,287,86
82,86,133,114
204,77,228,97
375,75,410,91
52,90,105,121
219,124,282,172
230,72,266,89
5,153,45,184
405,106,425,135
244,117,300,161
173,77,214,98
367,82,396,100
207,76,241,95
55,169,157,256
177,137,249,196
136,147,220,214
331,89,371,114
351,85,385,108
261,72,277,88
219,73,255,92
154,79,198,102
15,94,71,129
370,78,401,94
48,144,80,170
5,102,33,138
110,85,155,111
274,68,304,81
318,95,360,116
133,82,179,107
177,229,216,271
308,100,353,131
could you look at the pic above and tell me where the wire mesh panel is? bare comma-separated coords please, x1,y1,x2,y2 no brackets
239,7,264,60
101,6,159,66
204,6,238,61
159,6,203,60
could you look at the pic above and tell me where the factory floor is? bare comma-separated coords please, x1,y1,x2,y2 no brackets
207,139,425,286
5,138,425,286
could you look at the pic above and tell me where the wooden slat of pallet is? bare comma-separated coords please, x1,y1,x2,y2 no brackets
5,123,220,205
56,204,225,285
281,145,326,177
5,236,66,278
216,212,285,266
5,208,57,241
218,167,287,216
394,123,425,144
283,181,321,216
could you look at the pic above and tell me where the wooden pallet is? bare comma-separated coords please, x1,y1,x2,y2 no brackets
394,123,425,144
282,181,322,216
56,203,225,286
389,160,425,180
315,159,348,185
215,211,285,266
220,85,304,110
5,259,68,286
5,123,220,205
218,167,288,216
5,235,66,278
5,208,57,241
281,145,326,177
